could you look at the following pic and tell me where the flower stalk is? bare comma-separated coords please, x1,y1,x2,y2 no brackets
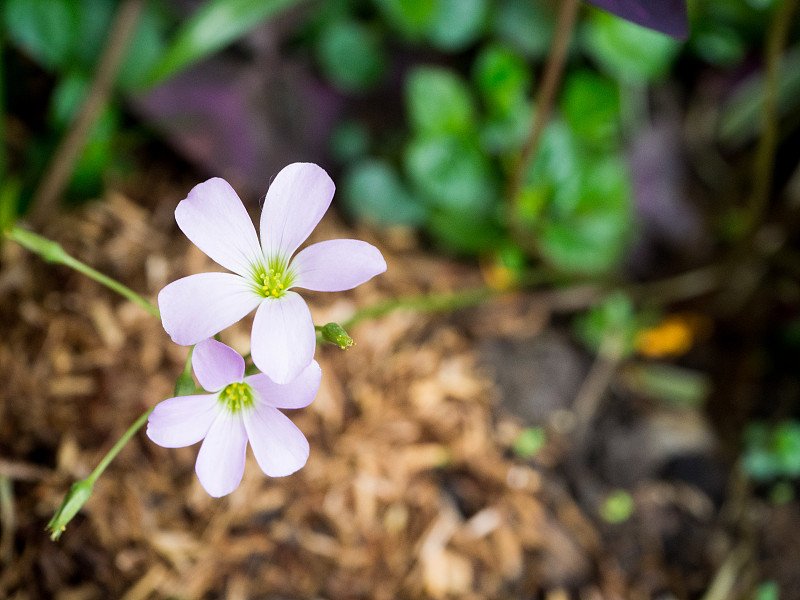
6,226,160,318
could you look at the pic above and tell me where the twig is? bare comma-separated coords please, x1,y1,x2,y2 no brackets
746,0,800,234
30,0,144,223
507,0,580,246
571,333,626,438
0,459,53,482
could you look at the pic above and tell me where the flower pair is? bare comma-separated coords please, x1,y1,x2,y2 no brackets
147,163,386,496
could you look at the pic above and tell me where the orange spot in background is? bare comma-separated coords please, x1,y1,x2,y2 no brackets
635,313,713,358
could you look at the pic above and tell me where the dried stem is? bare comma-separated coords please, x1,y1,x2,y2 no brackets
506,0,580,247
747,0,800,233
30,0,144,224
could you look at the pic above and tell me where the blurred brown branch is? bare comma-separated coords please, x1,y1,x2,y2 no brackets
30,0,144,224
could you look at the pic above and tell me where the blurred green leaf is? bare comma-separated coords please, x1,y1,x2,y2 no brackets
744,420,800,482
574,290,637,355
50,73,90,128
769,481,794,505
329,120,371,164
68,109,119,200
582,9,680,82
4,0,167,91
315,18,386,92
755,580,780,600
689,24,746,67
491,0,554,59
372,0,436,39
427,0,488,50
404,133,495,214
525,120,580,202
621,363,711,408
426,207,504,254
343,159,427,226
406,67,476,135
4,0,79,71
540,155,632,274
46,73,117,201
774,421,800,476
147,0,303,85
117,1,169,90
68,0,115,71
0,179,22,232
561,70,620,146
473,43,531,115
479,101,532,154
718,47,800,145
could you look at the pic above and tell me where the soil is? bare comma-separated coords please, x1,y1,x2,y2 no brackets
1,164,798,600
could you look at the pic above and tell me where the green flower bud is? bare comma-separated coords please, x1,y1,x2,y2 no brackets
46,478,94,541
320,322,355,349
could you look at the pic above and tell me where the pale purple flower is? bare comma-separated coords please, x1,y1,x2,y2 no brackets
158,163,387,383
147,339,321,497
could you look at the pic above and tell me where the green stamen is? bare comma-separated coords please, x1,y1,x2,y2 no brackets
252,258,294,299
219,382,255,413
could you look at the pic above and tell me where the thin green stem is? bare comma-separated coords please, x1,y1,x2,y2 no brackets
48,350,195,540
342,286,496,329
86,407,154,485
6,226,159,318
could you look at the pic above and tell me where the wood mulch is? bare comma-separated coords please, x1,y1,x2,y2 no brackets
0,176,797,599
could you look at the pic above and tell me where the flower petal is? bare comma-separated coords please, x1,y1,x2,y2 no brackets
175,178,264,276
244,405,309,477
195,411,248,497
193,339,245,392
260,163,335,260
291,239,387,292
158,272,261,346
146,394,219,448
250,291,315,385
245,360,321,409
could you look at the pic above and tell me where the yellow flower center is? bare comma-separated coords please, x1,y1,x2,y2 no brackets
219,382,255,413
252,259,294,299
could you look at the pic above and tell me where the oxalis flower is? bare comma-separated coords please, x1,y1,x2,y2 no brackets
158,163,386,383
147,339,321,497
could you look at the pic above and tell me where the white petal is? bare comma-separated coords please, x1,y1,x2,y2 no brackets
158,272,262,346
146,394,219,448
192,339,245,392
245,360,321,409
291,239,387,292
195,411,248,497
250,292,315,385
244,405,309,477
260,163,335,260
175,177,264,276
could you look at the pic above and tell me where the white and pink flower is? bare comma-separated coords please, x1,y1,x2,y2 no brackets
158,162,386,383
147,339,321,497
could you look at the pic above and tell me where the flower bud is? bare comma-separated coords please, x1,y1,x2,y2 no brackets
320,322,355,349
46,478,94,541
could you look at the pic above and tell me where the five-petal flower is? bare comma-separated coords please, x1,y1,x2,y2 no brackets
158,163,387,383
147,339,321,497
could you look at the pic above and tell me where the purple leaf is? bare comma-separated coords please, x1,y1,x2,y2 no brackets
584,0,689,39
